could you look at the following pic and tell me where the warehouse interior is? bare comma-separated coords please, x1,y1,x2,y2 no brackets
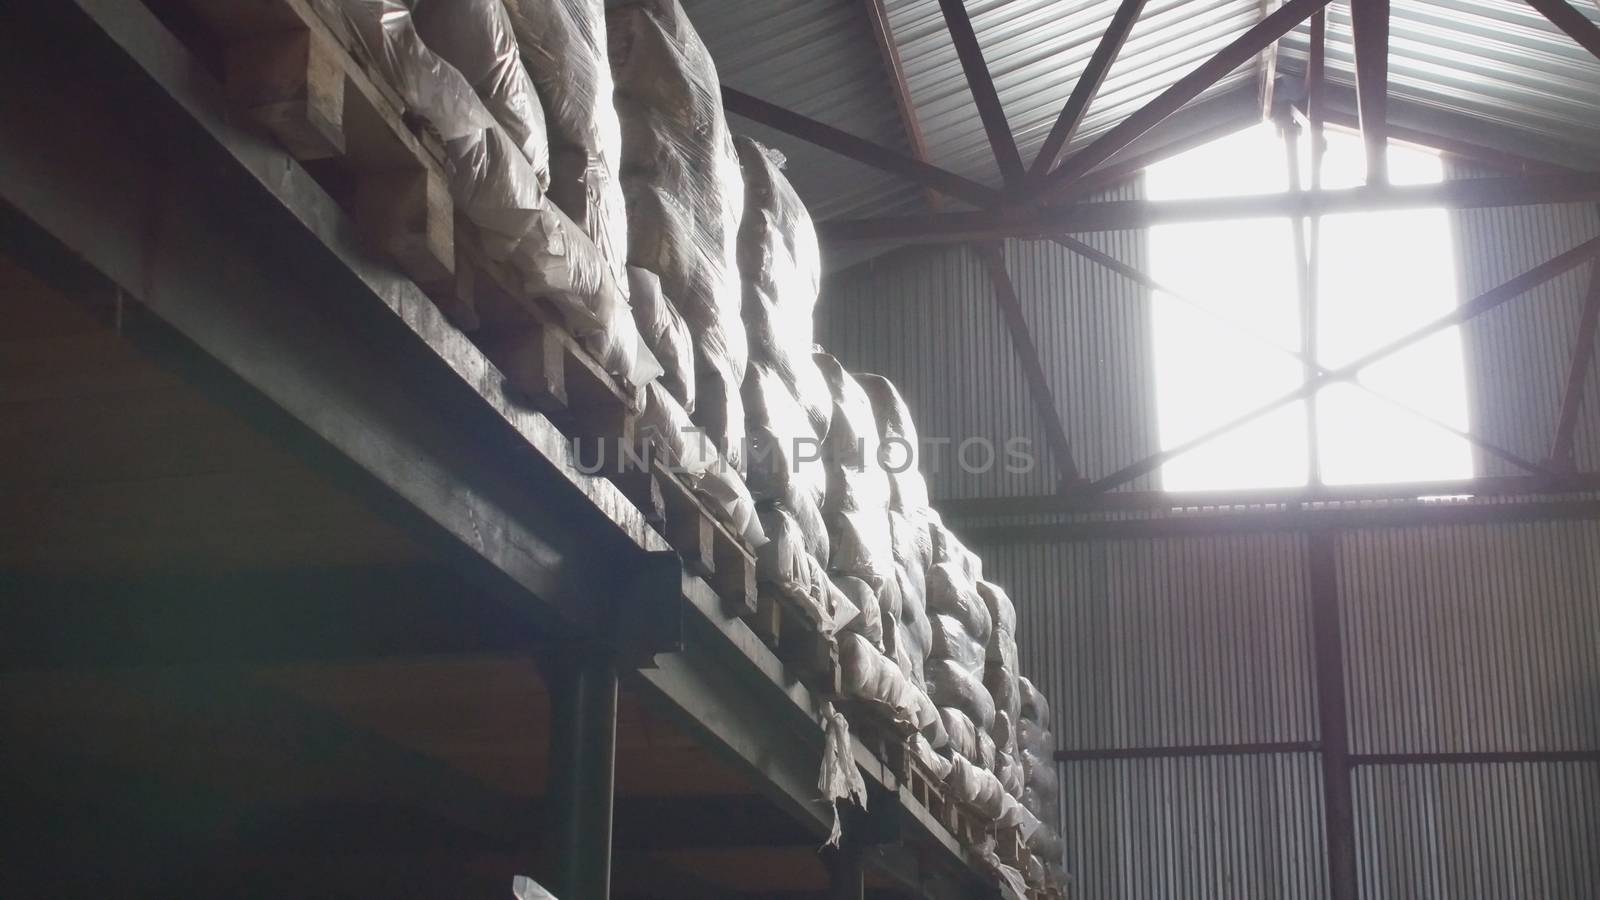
3,1,1598,898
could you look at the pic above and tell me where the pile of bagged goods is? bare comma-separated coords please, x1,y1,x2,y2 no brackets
323,0,1066,890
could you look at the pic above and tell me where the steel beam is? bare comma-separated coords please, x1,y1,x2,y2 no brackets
1029,0,1148,182
1057,741,1319,761
722,87,999,208
1524,0,1600,62
1307,533,1357,900
820,173,1600,244
542,647,620,900
1040,0,1333,198
937,0,1025,188
937,472,1600,519
860,0,943,210
976,243,1082,486
1551,261,1600,469
1349,0,1390,184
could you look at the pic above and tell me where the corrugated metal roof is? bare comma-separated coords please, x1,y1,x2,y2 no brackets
680,0,924,223
885,0,1262,183
1279,0,1600,156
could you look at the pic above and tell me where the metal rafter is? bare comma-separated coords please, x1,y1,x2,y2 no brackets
1040,0,1333,199
975,242,1082,487
936,0,1025,189
1525,0,1600,61
1551,261,1600,469
720,87,1000,208
820,172,1600,244
1082,236,1600,495
1029,0,1149,183
1349,0,1391,184
859,0,943,209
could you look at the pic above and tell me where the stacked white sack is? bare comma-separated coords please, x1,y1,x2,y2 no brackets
978,580,1025,799
499,0,628,288
337,0,656,388
926,519,1015,824
855,375,941,742
609,0,748,469
1019,676,1067,889
733,138,836,623
815,354,929,732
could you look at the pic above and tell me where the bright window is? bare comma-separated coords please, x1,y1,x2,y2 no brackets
1144,122,1473,492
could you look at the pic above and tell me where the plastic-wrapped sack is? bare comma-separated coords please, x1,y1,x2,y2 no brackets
926,564,992,646
1019,675,1053,732
412,0,549,183
336,1,656,386
500,0,628,285
743,363,828,514
755,505,831,617
928,657,996,735
838,631,923,730
832,574,882,651
928,614,984,674
814,354,894,587
944,753,1007,821
627,266,694,410
511,875,557,899
856,374,931,512
734,138,831,434
996,749,1025,798
634,385,764,547
908,733,953,781
939,706,982,763
610,0,749,432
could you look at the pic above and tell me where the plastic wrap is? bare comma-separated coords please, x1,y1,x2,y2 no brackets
908,734,954,781
814,354,894,587
756,505,831,619
838,631,925,730
412,0,549,182
336,1,656,386
926,564,992,645
635,385,765,546
996,749,1024,798
500,0,628,284
743,363,828,517
944,753,1007,820
856,374,931,512
832,574,882,651
610,0,749,434
627,266,694,410
1019,675,1052,732
734,138,831,433
819,701,869,848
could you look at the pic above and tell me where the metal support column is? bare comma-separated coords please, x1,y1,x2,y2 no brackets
823,841,865,900
1308,531,1357,900
542,646,619,900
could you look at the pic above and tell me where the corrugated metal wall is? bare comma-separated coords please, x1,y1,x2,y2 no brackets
816,182,1158,500
818,160,1600,898
1448,160,1600,476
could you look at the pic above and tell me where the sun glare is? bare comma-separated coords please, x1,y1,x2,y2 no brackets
1144,121,1473,492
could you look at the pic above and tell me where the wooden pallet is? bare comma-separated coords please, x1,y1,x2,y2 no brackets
748,586,840,693
175,0,772,620
996,822,1029,870
181,0,464,321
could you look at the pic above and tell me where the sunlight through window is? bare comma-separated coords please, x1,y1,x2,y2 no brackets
1145,122,1473,492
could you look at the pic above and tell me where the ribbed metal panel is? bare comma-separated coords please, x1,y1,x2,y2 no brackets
1280,0,1600,159
1446,160,1600,477
1063,753,1329,899
885,0,1260,183
976,533,1319,751
682,0,923,223
1339,519,1600,755
1354,763,1600,899
817,182,1159,499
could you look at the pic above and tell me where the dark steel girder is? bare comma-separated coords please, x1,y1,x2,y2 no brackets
1029,0,1149,183
819,173,1600,244
936,0,1025,189
1349,0,1390,184
1039,0,1334,199
1551,261,1600,469
1524,0,1600,62
721,87,1000,208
